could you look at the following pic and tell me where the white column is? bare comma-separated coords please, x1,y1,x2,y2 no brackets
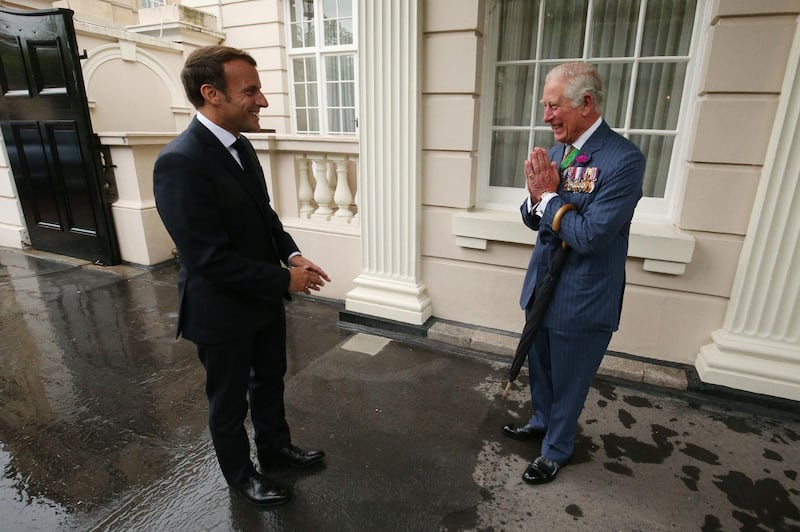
345,0,431,325
696,28,800,401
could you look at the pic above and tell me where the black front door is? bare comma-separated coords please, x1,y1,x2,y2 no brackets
0,7,120,265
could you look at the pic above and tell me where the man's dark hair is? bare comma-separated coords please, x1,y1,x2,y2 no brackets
181,45,257,108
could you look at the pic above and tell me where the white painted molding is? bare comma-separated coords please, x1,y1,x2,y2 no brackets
83,44,188,113
452,209,696,275
697,330,800,401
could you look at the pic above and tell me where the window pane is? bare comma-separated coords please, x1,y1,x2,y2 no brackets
291,24,304,48
329,108,341,132
325,19,338,46
327,83,341,106
289,0,306,23
293,58,306,82
323,0,337,18
541,0,588,59
489,131,529,188
341,81,355,107
497,0,539,61
304,21,315,47
295,83,307,107
594,62,631,128
631,62,686,130
532,129,556,150
343,109,356,132
339,0,353,18
590,0,639,57
326,56,340,81
307,58,318,82
630,134,674,198
339,19,354,45
641,0,696,56
296,109,308,132
308,84,318,106
340,54,354,79
308,109,320,132
494,65,535,127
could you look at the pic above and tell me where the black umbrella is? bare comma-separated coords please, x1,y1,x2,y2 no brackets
503,204,576,398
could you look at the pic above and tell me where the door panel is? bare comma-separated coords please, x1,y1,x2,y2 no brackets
0,8,120,264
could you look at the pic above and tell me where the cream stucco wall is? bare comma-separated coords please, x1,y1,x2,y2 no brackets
416,0,800,369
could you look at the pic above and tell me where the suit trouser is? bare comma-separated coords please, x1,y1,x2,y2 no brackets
527,325,612,464
196,305,291,485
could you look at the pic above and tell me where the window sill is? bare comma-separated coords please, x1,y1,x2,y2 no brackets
452,210,695,275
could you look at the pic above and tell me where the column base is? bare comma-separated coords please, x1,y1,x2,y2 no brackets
696,329,800,401
345,274,432,326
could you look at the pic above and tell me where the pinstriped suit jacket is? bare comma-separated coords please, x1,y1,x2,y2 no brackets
519,120,645,332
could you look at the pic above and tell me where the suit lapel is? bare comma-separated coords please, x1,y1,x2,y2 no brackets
578,120,610,160
189,121,271,220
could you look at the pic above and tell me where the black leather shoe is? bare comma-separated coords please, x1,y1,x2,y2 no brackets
229,472,291,506
260,444,325,469
522,456,562,485
502,422,544,441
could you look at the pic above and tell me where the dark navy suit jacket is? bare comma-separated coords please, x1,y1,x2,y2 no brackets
520,120,645,332
154,117,298,344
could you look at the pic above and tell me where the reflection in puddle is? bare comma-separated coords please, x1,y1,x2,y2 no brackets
0,444,76,531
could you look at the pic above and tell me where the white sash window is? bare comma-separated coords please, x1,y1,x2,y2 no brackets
479,0,704,223
286,0,358,135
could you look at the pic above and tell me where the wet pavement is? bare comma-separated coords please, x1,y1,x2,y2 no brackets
1,246,799,531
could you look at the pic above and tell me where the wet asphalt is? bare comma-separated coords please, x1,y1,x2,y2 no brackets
0,246,798,532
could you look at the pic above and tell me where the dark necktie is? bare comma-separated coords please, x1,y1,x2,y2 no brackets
232,137,255,174
232,137,281,262
232,137,267,198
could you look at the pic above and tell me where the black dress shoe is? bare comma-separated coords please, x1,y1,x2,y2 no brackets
502,422,544,441
522,456,562,485
260,444,325,469
229,472,291,506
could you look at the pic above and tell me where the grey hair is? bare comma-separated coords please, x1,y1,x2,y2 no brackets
546,62,604,112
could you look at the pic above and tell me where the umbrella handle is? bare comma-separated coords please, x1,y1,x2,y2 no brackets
502,380,513,398
553,204,576,249
552,203,576,231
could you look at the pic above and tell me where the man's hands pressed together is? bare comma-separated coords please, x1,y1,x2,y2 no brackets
524,147,560,204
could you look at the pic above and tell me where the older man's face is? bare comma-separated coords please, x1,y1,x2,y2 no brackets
541,75,591,144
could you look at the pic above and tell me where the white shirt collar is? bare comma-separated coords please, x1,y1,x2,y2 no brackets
570,116,603,150
196,111,238,149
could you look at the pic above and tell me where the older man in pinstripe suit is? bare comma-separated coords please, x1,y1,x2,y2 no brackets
502,62,645,484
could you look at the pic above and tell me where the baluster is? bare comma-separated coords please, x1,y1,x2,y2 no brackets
329,155,354,223
295,154,314,219
352,155,359,223
310,155,334,220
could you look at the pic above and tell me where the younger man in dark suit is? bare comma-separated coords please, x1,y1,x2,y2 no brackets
154,45,330,506
503,62,645,484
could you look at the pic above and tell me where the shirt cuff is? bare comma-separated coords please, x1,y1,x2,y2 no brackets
535,192,558,217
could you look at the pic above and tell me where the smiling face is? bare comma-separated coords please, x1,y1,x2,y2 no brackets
541,74,598,144
202,59,268,135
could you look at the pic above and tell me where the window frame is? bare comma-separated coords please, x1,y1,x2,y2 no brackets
284,0,359,136
476,0,709,225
